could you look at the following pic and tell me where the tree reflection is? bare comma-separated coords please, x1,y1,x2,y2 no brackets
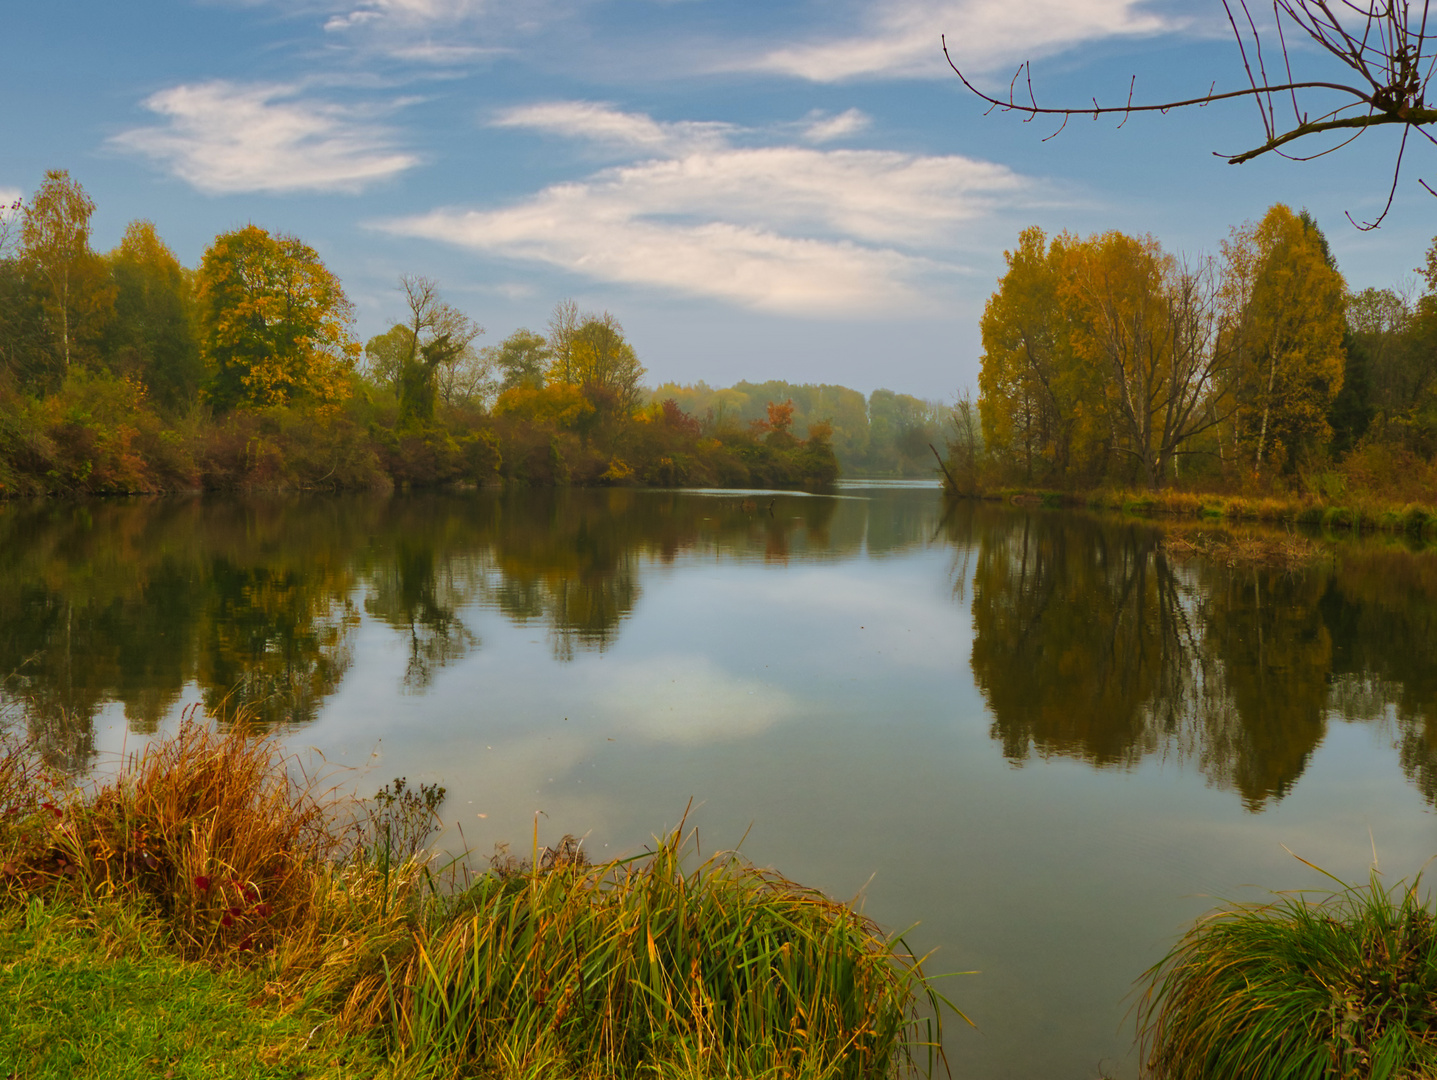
0,487,910,756
959,508,1437,810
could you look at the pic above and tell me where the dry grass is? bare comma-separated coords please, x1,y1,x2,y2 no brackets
0,721,955,1079
1161,527,1327,570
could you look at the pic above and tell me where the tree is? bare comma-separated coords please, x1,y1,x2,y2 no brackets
1064,232,1234,488
491,328,550,392
105,220,202,411
546,299,581,385
978,227,1101,482
568,313,645,412
380,275,485,426
946,2,1437,227
20,170,112,377
196,225,359,412
1221,205,1347,472
363,323,414,393
545,304,646,429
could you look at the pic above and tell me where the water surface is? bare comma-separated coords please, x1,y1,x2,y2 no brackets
3,485,1436,1079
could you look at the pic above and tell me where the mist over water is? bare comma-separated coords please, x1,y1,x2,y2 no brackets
4,484,1437,1078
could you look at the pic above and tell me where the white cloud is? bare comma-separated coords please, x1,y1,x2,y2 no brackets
0,188,21,213
596,655,799,744
801,108,872,143
747,0,1179,82
379,102,1027,315
494,101,736,155
111,81,420,195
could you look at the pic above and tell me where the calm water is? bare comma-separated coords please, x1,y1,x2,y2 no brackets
4,484,1437,1078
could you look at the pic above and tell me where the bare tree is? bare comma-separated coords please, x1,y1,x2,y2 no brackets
945,1,1437,228
395,275,484,424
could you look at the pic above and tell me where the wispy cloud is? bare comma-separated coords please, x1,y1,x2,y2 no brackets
378,102,1028,315
493,101,736,155
746,0,1180,82
111,81,421,194
801,108,871,143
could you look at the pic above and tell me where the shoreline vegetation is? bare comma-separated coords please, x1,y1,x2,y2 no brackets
935,204,1437,572
938,483,1437,568
0,171,958,500
0,720,955,1079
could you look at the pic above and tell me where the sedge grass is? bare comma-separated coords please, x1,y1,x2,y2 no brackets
1139,870,1437,1080
390,821,957,1080
0,722,957,1079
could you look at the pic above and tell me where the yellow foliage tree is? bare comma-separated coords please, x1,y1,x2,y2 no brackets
1063,232,1233,489
1221,204,1347,473
977,226,1095,482
196,225,358,412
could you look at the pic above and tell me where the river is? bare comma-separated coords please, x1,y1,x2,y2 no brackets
3,482,1435,1078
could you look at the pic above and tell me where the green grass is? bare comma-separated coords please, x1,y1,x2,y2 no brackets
1139,870,1437,1080
0,897,386,1080
393,826,957,1080
0,724,955,1080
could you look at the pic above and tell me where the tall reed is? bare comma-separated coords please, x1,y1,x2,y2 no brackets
392,823,954,1079
1140,871,1437,1079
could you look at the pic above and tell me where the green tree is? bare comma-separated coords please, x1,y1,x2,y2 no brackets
105,220,202,411
196,225,359,412
492,328,550,392
390,275,484,426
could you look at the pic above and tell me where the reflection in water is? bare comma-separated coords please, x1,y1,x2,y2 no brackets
0,489,868,767
4,489,1437,810
953,505,1437,810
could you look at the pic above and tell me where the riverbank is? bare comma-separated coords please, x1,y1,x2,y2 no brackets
0,722,951,1080
958,486,1437,537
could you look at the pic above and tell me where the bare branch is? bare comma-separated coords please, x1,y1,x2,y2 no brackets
945,0,1437,225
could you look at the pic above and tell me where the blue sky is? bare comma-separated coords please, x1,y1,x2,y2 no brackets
3,0,1432,399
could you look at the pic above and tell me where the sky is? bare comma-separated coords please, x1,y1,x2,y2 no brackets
2,0,1433,400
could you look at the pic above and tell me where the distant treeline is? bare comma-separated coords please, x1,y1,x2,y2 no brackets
947,203,1437,504
650,381,949,479
0,171,842,496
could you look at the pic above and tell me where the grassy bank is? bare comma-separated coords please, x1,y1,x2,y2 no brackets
954,485,1437,540
0,722,953,1079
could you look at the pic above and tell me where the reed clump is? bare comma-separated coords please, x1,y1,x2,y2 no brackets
0,721,953,1079
388,824,951,1080
1140,872,1437,1080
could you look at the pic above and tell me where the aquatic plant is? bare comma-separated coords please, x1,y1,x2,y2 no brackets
1140,869,1437,1080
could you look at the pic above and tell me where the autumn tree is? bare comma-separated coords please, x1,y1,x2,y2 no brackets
20,170,113,378
546,303,645,427
546,299,581,385
1221,205,1347,473
105,220,202,411
1064,232,1234,488
196,225,359,412
978,227,1100,482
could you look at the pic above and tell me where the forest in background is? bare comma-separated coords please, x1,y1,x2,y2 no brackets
948,203,1437,507
0,170,952,497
